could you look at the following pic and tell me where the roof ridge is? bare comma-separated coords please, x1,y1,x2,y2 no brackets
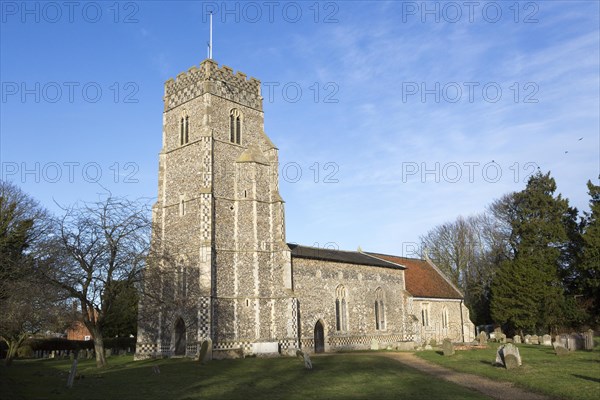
365,251,425,262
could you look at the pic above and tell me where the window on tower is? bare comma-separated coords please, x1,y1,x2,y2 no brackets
230,108,242,145
180,114,190,146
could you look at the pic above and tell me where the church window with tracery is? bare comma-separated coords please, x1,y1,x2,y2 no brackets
335,285,348,331
230,108,242,144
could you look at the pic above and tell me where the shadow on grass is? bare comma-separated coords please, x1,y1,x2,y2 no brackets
572,374,600,383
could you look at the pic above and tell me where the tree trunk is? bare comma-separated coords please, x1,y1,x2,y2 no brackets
3,335,26,367
90,327,107,368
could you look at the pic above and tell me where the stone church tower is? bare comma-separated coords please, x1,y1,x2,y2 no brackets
135,59,298,358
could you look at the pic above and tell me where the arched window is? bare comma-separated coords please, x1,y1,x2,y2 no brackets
442,306,449,329
335,285,348,331
375,287,385,330
421,303,430,327
230,109,242,145
180,113,190,146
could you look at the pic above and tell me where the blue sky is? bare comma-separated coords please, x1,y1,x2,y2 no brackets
1,0,599,256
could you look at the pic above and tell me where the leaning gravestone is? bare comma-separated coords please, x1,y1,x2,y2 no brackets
553,342,569,356
513,335,521,344
495,343,522,369
296,350,312,370
478,331,488,345
541,334,552,346
530,335,539,345
442,339,455,356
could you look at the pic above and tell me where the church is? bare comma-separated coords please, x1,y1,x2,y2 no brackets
134,58,475,360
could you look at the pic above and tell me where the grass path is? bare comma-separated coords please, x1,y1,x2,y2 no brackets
379,352,552,400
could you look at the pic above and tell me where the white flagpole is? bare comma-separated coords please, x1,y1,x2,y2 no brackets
209,11,213,59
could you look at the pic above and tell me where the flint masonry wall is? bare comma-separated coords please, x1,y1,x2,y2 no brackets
292,257,408,353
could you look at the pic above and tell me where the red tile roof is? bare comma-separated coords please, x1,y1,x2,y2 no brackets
367,252,463,299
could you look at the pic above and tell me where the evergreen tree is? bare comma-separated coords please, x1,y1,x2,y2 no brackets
577,180,600,325
490,172,576,334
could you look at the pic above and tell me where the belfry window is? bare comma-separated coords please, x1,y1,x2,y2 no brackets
180,114,189,146
335,285,348,331
230,109,242,145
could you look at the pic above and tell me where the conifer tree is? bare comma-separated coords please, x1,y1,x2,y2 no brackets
490,172,575,334
577,180,600,325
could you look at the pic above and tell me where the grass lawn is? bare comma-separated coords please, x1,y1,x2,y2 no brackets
0,353,491,400
417,340,600,400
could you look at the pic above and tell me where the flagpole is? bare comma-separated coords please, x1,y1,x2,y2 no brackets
209,11,213,59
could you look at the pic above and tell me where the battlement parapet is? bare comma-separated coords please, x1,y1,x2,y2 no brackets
164,59,262,112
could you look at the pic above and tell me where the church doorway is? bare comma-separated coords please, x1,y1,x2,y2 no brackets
174,317,186,356
314,320,325,353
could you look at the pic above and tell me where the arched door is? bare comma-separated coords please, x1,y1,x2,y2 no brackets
174,318,186,356
314,320,325,353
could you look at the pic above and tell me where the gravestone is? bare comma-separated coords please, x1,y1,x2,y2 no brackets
553,342,569,356
50,351,55,359
371,339,379,350
478,331,488,345
199,339,212,364
442,339,455,356
495,343,522,369
530,335,539,345
541,334,552,346
498,333,507,344
105,349,112,357
296,350,312,370
566,334,584,351
424,344,433,350
524,335,531,344
513,335,521,344
66,359,78,389
584,329,594,351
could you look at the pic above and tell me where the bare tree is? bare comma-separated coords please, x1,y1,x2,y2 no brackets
419,196,515,325
0,181,60,366
43,196,151,368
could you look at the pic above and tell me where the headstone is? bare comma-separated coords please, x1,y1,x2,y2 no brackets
199,339,212,364
50,351,55,359
495,344,522,369
566,334,584,350
105,349,112,357
66,359,78,388
296,350,312,370
478,331,487,345
370,339,379,350
541,334,552,346
530,335,539,345
584,329,594,351
424,344,433,350
442,339,455,356
553,342,569,356
498,333,507,344
513,335,521,344
524,335,531,344
69,352,74,361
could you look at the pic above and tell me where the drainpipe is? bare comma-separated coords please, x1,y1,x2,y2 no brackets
460,300,465,343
